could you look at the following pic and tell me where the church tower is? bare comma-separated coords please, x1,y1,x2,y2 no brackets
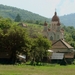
43,11,64,42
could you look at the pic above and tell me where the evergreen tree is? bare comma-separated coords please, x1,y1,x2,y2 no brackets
15,14,21,22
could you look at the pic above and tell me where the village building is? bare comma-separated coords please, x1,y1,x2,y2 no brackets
18,22,27,27
43,11,75,64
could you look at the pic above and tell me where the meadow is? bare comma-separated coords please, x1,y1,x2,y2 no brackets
0,64,75,75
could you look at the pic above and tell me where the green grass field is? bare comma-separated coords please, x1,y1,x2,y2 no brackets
0,64,75,75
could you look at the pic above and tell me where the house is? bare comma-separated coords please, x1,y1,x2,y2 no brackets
18,22,27,27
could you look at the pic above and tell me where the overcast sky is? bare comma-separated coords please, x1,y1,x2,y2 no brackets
0,0,75,18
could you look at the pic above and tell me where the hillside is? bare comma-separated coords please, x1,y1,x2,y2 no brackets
0,4,50,22
0,4,75,27
60,13,75,27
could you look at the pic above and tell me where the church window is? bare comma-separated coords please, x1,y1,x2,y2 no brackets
50,36,53,40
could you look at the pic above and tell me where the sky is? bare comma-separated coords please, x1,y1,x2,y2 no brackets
0,0,75,18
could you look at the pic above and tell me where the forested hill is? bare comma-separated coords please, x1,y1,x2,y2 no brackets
60,13,75,27
0,4,50,22
0,4,75,27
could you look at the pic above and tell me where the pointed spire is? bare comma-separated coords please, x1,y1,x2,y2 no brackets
52,9,59,21
55,8,57,16
55,11,57,16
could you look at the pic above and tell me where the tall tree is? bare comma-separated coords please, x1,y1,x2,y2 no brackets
15,14,21,22
30,35,52,65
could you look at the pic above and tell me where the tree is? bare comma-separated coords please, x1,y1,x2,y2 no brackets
30,35,52,65
15,14,21,22
0,18,11,29
7,26,28,63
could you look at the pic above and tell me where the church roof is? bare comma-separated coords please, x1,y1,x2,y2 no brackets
52,39,73,49
52,12,59,21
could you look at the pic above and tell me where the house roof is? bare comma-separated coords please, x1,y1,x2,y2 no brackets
52,39,73,49
51,53,64,60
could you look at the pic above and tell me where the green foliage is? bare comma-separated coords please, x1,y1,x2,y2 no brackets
64,26,75,49
0,65,75,75
0,18,52,64
30,35,51,65
0,18,12,30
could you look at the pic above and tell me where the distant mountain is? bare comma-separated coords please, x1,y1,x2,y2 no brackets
0,4,50,22
0,4,75,27
60,14,75,27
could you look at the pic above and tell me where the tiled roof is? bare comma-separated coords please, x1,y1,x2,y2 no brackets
52,39,73,49
61,40,73,49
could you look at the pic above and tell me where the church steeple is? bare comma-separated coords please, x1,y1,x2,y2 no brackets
50,11,64,41
52,11,59,21
55,11,57,16
43,11,64,41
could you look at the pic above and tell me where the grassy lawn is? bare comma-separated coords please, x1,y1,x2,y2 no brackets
0,64,75,75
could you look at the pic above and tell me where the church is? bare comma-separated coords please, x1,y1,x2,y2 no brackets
43,11,75,63
43,11,74,53
43,11,64,42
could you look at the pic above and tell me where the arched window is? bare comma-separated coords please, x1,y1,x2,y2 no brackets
50,36,53,40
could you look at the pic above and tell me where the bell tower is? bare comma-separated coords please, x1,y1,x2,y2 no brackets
43,21,48,37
